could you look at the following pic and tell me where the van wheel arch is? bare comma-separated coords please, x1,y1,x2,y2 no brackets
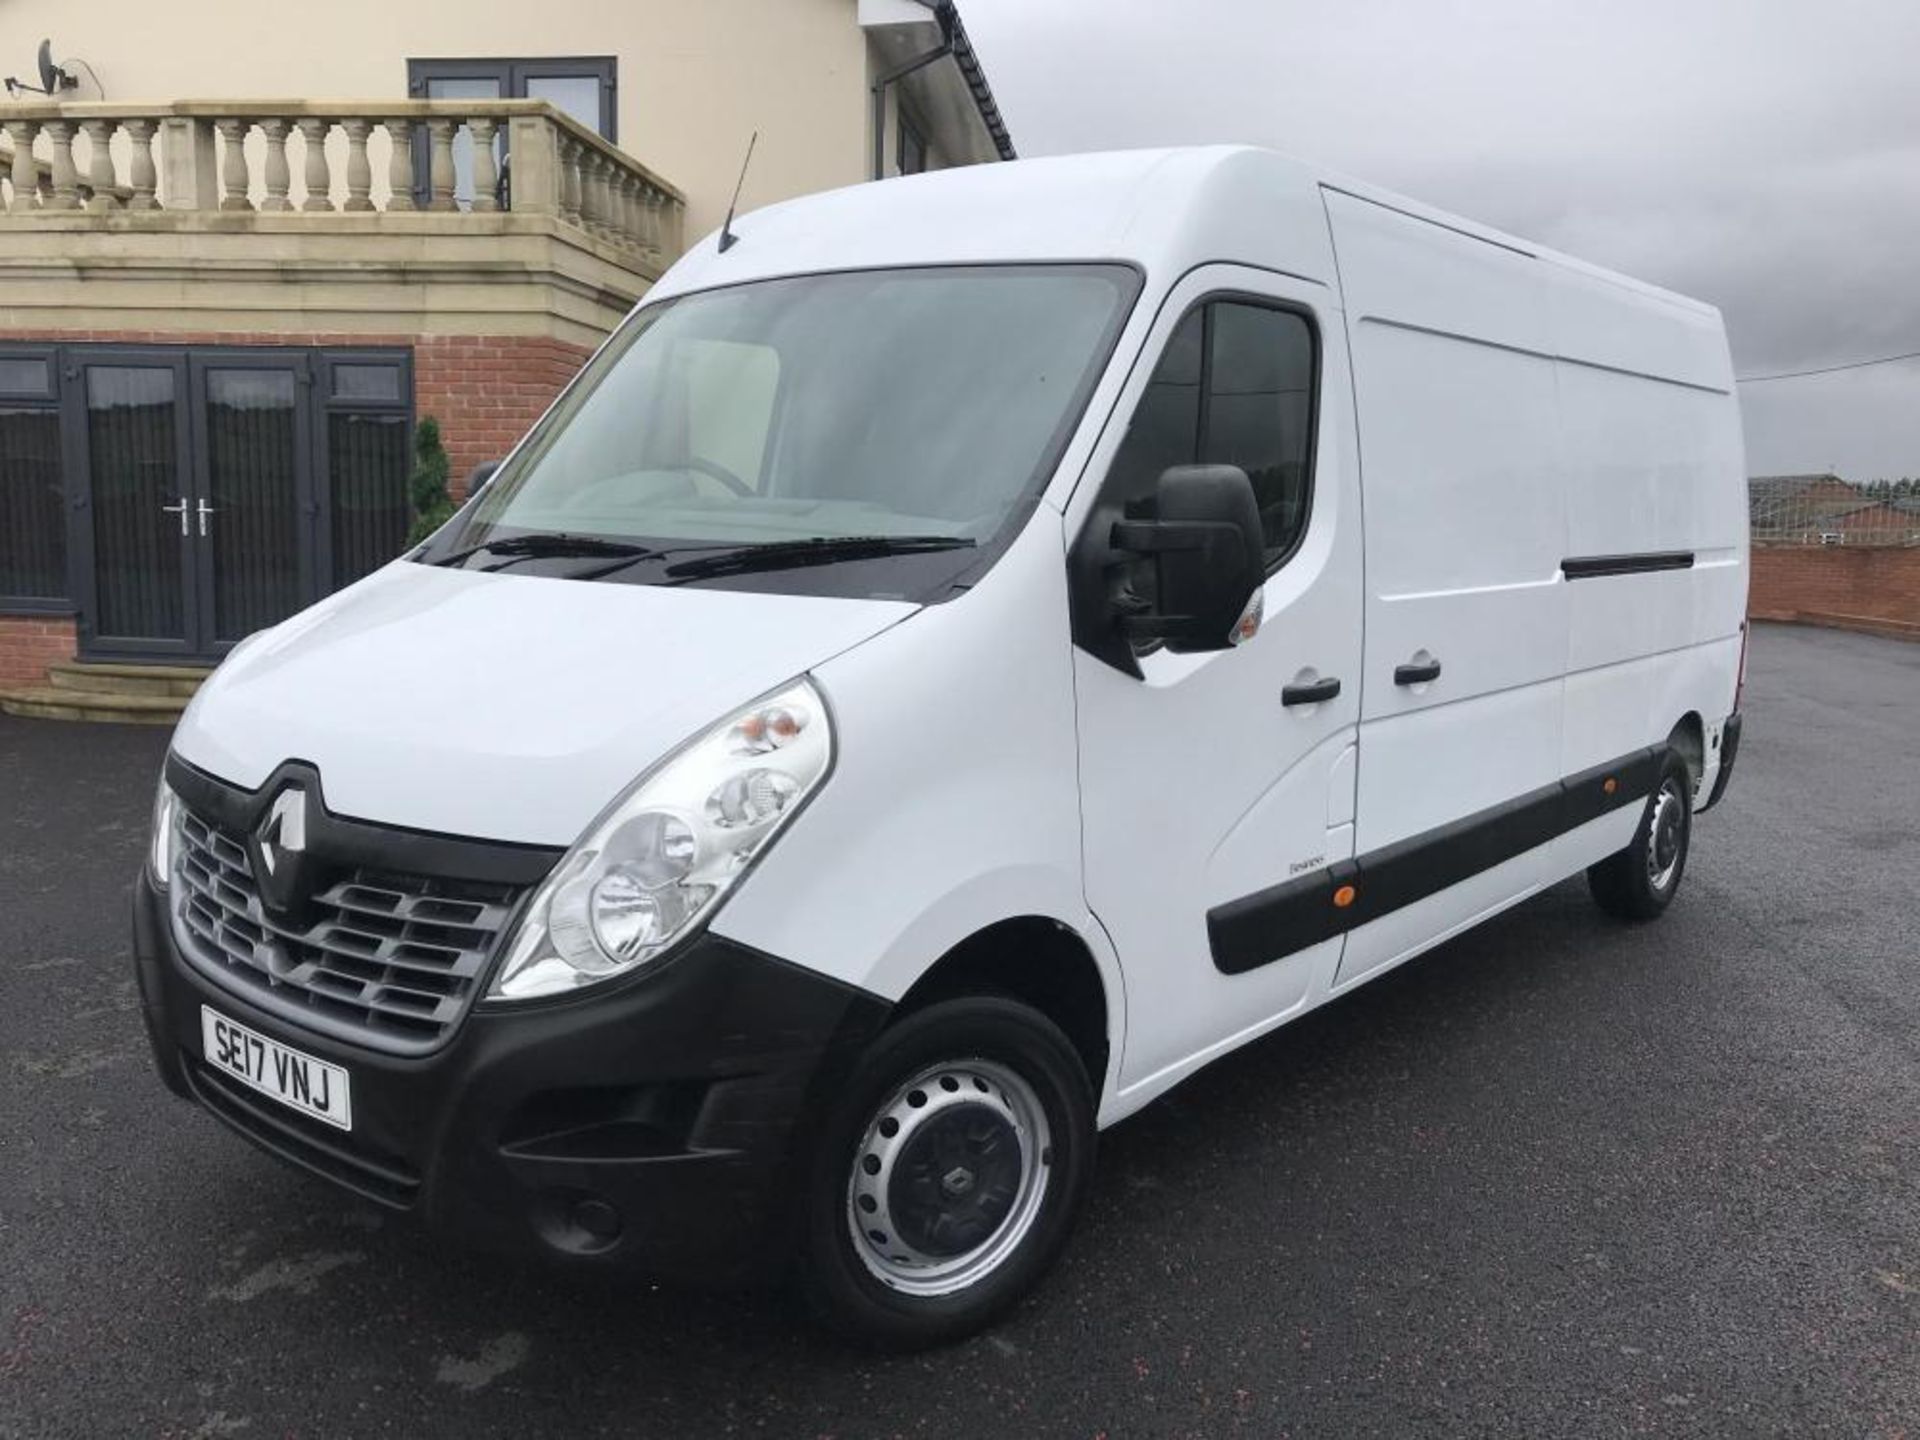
1668,712,1705,797
893,917,1112,1094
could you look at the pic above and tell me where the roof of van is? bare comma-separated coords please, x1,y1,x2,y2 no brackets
651,145,1721,324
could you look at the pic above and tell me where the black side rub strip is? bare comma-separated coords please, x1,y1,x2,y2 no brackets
1561,551,1695,580
1209,746,1662,975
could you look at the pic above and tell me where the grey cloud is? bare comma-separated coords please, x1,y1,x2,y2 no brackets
962,0,1920,477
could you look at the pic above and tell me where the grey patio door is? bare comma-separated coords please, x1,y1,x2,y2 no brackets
192,356,312,647
74,352,197,659
72,349,314,661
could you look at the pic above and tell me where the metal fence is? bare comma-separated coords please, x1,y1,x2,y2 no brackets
1749,477,1920,547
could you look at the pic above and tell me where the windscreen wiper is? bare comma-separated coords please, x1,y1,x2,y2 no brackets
429,533,656,569
662,534,977,580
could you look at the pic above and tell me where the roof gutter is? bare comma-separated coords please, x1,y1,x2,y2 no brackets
936,1,1016,163
869,2,1017,181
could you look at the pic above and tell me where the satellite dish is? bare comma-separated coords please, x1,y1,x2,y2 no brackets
35,40,75,94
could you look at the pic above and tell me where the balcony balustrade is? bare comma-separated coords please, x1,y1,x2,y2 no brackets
0,99,683,265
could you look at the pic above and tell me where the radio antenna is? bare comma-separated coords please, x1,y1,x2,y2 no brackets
717,131,758,254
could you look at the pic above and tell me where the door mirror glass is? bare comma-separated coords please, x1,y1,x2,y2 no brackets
1110,464,1265,653
466,459,504,500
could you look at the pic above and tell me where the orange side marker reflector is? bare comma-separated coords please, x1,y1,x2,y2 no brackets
1603,777,1618,795
1333,884,1357,909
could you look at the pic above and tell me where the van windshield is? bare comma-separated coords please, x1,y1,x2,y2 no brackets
418,264,1138,596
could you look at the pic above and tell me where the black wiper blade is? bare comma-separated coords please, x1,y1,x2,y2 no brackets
663,534,977,580
430,532,655,568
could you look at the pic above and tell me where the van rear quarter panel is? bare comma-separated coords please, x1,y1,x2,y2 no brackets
1550,267,1748,787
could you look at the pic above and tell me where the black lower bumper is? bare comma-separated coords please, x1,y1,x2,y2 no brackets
132,873,889,1285
1701,710,1744,811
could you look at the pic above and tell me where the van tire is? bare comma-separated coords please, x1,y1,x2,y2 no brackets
798,996,1095,1349
1587,750,1693,921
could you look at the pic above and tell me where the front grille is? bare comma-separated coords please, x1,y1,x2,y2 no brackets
173,806,522,1054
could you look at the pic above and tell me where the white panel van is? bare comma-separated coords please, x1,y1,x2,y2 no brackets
133,147,1749,1346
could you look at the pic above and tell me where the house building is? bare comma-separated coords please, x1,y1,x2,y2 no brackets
0,0,1013,715
1749,474,1920,546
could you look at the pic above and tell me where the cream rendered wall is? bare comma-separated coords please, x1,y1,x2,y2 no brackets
1,0,870,240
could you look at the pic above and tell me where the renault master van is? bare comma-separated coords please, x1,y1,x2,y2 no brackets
134,147,1748,1346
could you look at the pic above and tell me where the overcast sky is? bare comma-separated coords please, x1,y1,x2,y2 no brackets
962,0,1920,480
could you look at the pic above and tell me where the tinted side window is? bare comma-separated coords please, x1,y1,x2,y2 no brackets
1108,299,1316,568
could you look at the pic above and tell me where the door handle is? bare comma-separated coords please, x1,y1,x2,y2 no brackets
1395,657,1442,686
196,499,218,537
160,498,188,537
1282,676,1342,707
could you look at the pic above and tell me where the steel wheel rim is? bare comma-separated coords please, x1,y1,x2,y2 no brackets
845,1058,1052,1297
1647,778,1685,891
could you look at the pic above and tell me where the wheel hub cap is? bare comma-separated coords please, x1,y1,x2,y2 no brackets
845,1059,1052,1297
1646,779,1685,890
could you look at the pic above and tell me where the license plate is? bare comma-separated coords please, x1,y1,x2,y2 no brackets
200,1006,352,1131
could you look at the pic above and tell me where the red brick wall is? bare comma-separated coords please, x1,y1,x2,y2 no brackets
1750,545,1920,629
412,336,590,491
0,615,78,686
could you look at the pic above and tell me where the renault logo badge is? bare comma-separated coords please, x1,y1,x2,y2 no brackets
258,787,307,874
251,785,312,912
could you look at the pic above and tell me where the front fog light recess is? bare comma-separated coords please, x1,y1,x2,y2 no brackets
491,680,832,999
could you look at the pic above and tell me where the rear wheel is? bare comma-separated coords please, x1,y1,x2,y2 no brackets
799,996,1095,1349
1588,750,1693,920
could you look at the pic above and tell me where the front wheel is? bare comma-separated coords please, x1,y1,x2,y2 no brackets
799,996,1095,1348
1587,750,1693,920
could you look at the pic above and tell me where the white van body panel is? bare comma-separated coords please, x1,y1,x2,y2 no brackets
1318,182,1745,991
171,562,913,845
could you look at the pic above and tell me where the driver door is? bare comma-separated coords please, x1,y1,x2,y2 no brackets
1066,266,1364,1099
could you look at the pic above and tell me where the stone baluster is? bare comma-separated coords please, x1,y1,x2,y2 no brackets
603,158,625,242
43,121,80,210
215,118,252,211
298,117,333,211
634,179,655,253
384,118,415,212
258,120,292,211
590,151,615,239
613,170,636,246
426,119,457,211
124,119,158,209
641,187,664,260
341,120,374,211
575,147,600,235
82,119,120,211
556,133,582,226
5,121,36,213
468,116,499,212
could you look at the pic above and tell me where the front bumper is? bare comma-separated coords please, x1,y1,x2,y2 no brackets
133,872,888,1285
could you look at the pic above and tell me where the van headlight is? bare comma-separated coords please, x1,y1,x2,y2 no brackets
489,679,832,1000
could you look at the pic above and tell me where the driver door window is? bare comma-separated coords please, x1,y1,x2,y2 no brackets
1108,299,1317,568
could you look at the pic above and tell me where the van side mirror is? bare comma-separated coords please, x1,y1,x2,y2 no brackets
1110,465,1266,653
466,459,503,501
